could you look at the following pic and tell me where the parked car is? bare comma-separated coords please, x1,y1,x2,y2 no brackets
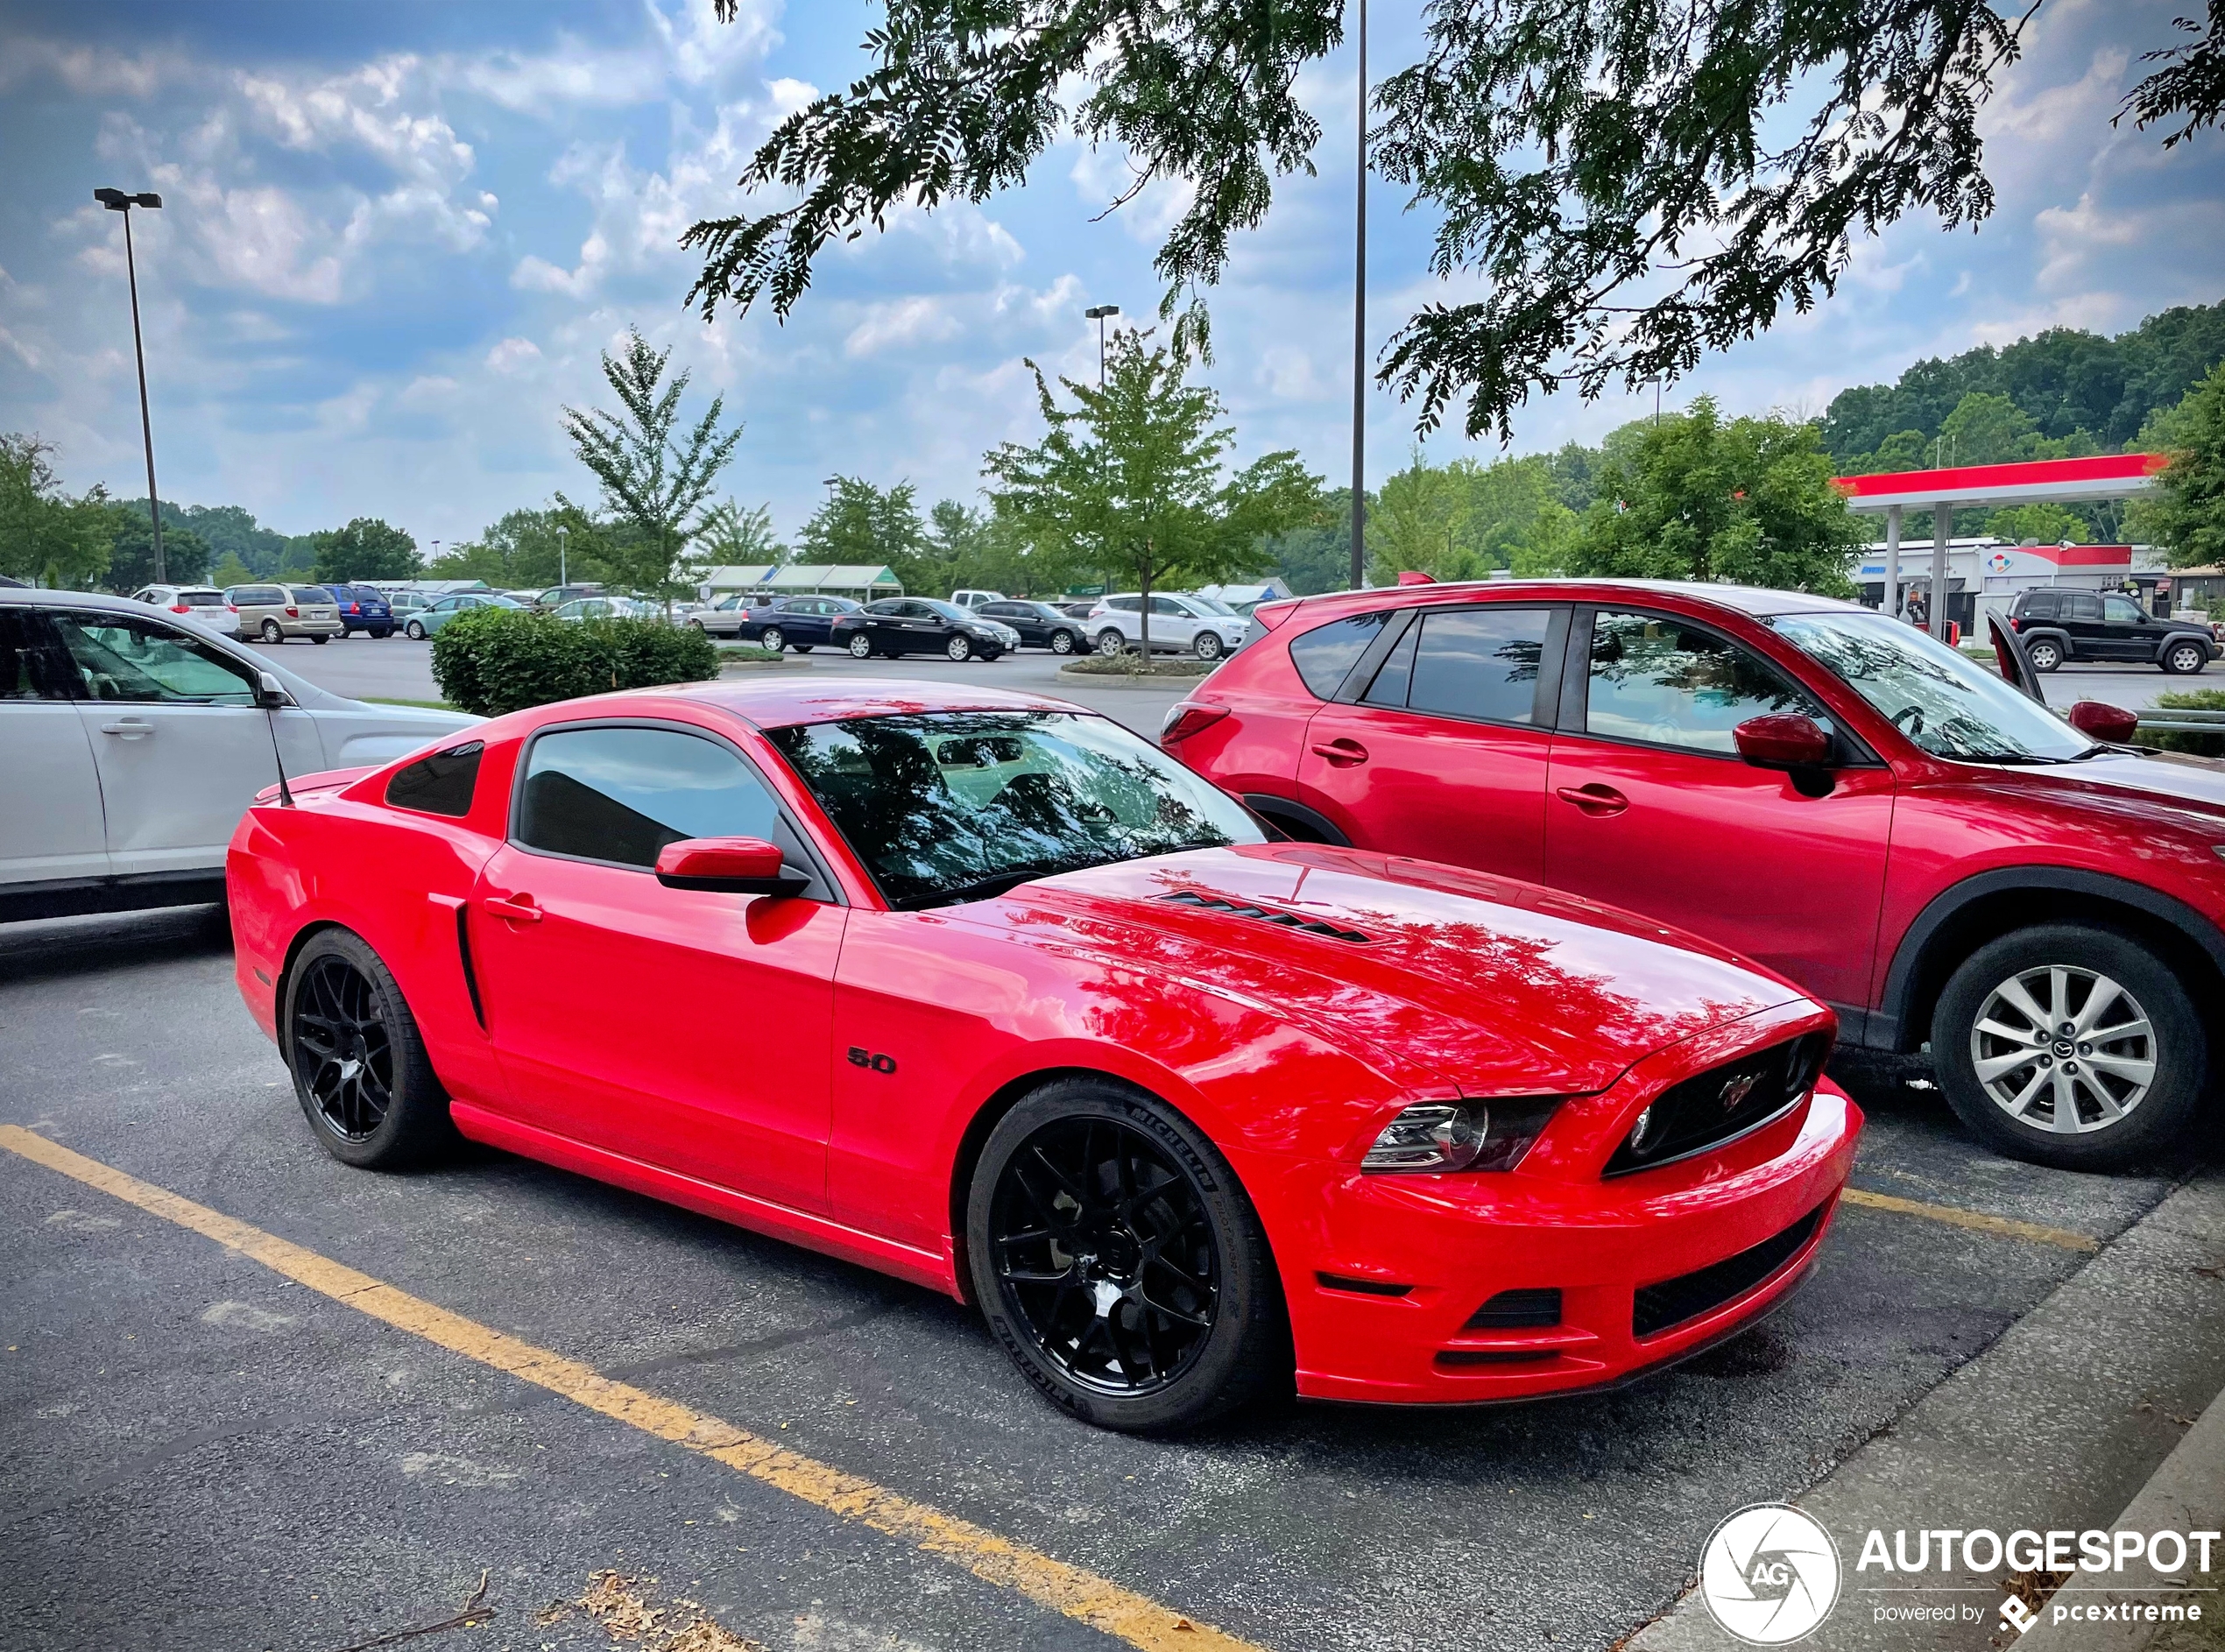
0,586,473,922
724,594,863,651
2006,589,2214,674
131,584,240,639
321,583,396,639
949,589,1005,611
530,583,605,611
1168,579,2225,1170
551,596,659,622
384,589,434,620
225,678,1859,1431
229,582,344,645
972,599,1087,655
403,592,530,639
1089,593,1250,660
830,598,1016,660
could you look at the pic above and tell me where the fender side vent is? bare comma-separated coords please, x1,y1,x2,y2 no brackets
1161,890,1369,943
1436,1349,1558,1368
1316,1271,1412,1297
1463,1288,1563,1330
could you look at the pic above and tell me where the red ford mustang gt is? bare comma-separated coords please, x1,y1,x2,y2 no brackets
227,680,1861,1431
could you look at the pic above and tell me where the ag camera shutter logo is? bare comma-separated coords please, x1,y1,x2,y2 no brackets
1699,1503,1842,1644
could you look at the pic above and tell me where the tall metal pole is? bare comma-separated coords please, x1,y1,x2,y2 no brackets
1348,0,1368,591
1883,502,1903,620
1931,501,1950,642
121,207,165,584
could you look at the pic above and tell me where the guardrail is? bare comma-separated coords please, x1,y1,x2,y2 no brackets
2134,709,2225,733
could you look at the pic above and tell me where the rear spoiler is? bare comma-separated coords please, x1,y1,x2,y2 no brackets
255,766,376,805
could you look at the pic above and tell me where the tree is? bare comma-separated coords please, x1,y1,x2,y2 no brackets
102,501,211,589
686,3,2216,442
698,500,782,568
0,434,111,589
562,326,743,611
310,518,421,584
2133,363,2225,568
1985,503,2091,546
1573,399,1861,594
427,505,607,589
985,333,1317,653
800,477,929,590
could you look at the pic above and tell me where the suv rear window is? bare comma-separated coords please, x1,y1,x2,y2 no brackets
1287,610,1399,698
177,590,225,606
385,741,484,818
2017,591,2059,618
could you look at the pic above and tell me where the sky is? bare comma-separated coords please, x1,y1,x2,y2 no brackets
0,0,2219,549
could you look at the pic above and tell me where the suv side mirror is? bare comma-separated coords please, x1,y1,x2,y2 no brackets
1734,713,1833,770
654,837,807,895
255,671,291,710
2066,701,2139,742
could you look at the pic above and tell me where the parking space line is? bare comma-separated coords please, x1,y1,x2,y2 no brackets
0,1126,1261,1652
1840,1186,2101,1252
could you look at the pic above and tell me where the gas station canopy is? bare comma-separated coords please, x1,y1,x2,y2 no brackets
1833,453,2166,513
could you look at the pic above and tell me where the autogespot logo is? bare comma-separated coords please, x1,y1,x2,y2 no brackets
1700,1503,1843,1644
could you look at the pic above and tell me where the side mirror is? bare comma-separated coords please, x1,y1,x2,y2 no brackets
255,671,291,710
2066,701,2139,743
1734,713,1833,770
654,836,807,895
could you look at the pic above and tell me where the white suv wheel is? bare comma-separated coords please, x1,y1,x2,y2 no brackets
1097,628,1127,655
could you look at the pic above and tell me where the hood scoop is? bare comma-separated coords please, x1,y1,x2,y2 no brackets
1160,888,1371,944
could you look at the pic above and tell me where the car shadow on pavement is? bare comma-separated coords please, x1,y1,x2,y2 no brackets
0,905,232,987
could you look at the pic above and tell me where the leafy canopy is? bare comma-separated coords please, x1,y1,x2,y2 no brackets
0,434,112,589
2133,362,2225,568
311,517,421,584
687,2,2219,441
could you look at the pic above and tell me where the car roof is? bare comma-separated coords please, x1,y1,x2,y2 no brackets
0,586,160,614
532,677,1092,731
1259,576,1869,623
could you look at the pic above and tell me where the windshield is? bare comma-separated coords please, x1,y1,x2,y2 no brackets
1771,611,2093,763
1190,595,1240,616
766,710,1265,908
921,600,974,622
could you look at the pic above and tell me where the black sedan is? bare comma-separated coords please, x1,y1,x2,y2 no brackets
830,598,1016,661
974,599,1086,655
733,595,863,652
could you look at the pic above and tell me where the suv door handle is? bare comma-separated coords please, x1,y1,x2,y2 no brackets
1310,737,1369,766
99,718,155,738
1555,783,1629,815
480,893,542,924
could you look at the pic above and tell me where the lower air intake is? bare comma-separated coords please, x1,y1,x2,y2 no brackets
1632,1203,1827,1340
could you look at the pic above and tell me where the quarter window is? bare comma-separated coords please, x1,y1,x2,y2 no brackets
49,613,258,704
1287,610,1398,699
515,725,782,869
386,741,485,819
1583,611,1818,754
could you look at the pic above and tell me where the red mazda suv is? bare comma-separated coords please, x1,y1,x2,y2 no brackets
1165,580,2225,1170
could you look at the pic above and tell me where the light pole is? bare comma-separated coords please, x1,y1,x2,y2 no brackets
95,187,166,583
554,524,569,588
1084,304,1120,388
1349,0,1368,592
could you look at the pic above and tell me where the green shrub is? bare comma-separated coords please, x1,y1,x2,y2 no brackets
429,607,720,717
2146,689,2225,759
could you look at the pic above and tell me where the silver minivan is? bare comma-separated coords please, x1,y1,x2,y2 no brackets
228,582,344,644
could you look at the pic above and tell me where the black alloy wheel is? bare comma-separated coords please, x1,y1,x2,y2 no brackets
761,625,785,652
1049,629,1076,655
967,1078,1289,1432
284,930,456,1168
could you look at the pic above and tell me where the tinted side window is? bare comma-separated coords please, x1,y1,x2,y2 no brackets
1584,611,1818,754
385,741,484,818
516,725,781,869
1404,608,1550,724
1287,611,1398,699
0,611,83,701
2021,591,2059,618
2064,593,2102,621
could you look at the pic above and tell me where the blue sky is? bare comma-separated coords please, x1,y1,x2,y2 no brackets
1,0,2218,548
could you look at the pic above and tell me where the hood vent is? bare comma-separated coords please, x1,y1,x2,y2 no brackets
1160,889,1370,943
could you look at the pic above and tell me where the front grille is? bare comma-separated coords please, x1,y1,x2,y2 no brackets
1464,1288,1562,1330
1604,1034,1829,1177
1632,1203,1827,1340
1160,890,1369,942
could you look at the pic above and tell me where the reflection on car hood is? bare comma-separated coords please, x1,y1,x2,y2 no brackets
1997,749,2225,821
964,844,1806,1097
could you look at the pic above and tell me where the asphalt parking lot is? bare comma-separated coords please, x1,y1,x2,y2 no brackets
4,902,2216,1652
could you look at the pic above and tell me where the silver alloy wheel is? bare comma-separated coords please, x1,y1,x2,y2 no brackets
2027,639,2062,671
1969,964,2157,1133
848,632,872,658
761,626,784,652
1194,632,1222,660
1098,629,1127,656
2165,641,2204,673
1050,629,1075,654
946,633,972,661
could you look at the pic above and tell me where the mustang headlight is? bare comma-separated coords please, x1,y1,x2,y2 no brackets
1363,1098,1562,1173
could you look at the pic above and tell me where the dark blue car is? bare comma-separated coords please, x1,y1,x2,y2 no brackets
732,594,864,652
324,584,396,638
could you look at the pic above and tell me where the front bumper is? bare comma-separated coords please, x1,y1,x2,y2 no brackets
1253,1079,1861,1405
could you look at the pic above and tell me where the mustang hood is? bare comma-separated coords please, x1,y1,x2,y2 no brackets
972,844,1809,1098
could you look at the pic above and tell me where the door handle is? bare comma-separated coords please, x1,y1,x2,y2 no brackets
480,893,542,923
1555,783,1629,815
99,718,155,738
1310,737,1369,766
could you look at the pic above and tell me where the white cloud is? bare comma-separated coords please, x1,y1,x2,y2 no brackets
844,295,960,357
485,336,543,373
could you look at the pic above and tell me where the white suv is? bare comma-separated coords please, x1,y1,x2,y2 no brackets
131,584,241,639
1087,592,1249,660
1,587,475,922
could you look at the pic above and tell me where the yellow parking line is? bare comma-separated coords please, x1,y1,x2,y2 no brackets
0,1125,1260,1652
1840,1186,2100,1253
